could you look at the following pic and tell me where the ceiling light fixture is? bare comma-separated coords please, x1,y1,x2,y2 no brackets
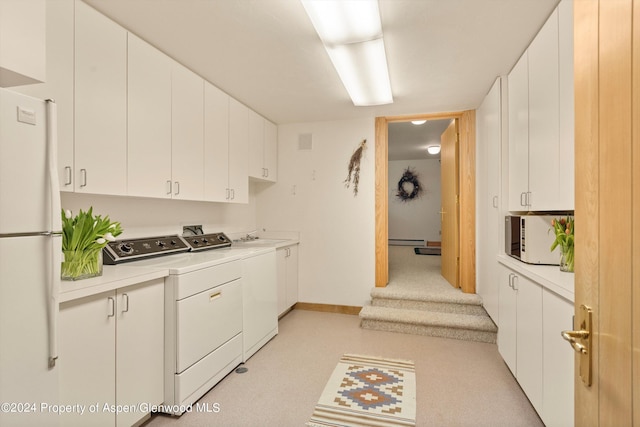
301,0,393,106
411,120,427,125
427,145,441,155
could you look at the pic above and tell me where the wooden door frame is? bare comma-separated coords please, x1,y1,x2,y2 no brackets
375,111,476,293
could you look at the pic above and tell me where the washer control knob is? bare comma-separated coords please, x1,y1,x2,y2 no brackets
217,235,226,242
170,240,177,245
193,239,199,245
119,243,133,254
157,241,166,247
202,238,209,244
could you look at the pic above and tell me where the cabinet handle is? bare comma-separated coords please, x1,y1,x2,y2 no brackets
520,192,527,207
166,180,172,195
174,181,180,195
508,273,513,289
80,169,87,188
230,189,235,200
122,293,129,313
512,275,519,291
527,192,532,207
107,297,115,318
209,292,221,301
492,195,498,209
64,166,72,186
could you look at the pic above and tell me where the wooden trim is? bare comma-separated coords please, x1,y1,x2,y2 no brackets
374,111,476,293
633,1,640,424
375,117,389,287
293,302,362,315
459,110,476,294
574,1,600,424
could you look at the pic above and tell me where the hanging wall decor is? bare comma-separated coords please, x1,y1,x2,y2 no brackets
396,167,422,202
344,139,366,196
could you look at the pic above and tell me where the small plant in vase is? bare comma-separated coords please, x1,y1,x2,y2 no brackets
61,208,122,280
550,216,574,272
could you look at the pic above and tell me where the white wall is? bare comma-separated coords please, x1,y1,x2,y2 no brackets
255,118,375,307
388,159,441,243
61,189,259,239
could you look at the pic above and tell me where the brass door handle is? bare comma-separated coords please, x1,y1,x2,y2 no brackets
561,330,589,354
562,304,593,386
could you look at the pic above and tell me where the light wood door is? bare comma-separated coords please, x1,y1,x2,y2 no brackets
440,119,459,288
574,0,639,425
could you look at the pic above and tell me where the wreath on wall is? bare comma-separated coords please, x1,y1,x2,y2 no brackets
396,167,422,202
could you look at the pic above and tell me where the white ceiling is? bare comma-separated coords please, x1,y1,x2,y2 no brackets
388,120,451,161
84,0,559,127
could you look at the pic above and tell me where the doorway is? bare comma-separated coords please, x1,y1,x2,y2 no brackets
374,111,476,293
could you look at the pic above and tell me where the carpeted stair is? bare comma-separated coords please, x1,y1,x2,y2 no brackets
359,286,498,344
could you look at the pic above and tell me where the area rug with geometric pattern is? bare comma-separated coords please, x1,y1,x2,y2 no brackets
307,354,416,427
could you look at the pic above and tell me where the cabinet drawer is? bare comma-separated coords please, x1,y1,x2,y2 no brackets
175,260,241,299
176,279,242,373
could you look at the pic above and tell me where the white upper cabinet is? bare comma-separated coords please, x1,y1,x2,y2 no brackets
127,34,172,199
171,62,204,201
12,0,74,192
528,8,560,210
558,0,575,211
248,110,278,182
204,81,230,202
507,0,574,212
0,0,45,86
228,98,249,203
264,120,278,182
507,52,529,211
74,0,127,195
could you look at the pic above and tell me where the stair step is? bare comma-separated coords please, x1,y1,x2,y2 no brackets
371,297,487,315
359,305,497,344
370,287,483,306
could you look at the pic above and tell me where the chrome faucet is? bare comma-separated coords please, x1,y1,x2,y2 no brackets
240,231,258,241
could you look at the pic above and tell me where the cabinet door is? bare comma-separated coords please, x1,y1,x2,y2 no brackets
12,0,74,192
558,0,575,211
59,292,116,427
528,8,560,211
248,109,265,179
507,52,529,211
204,81,230,202
264,119,278,182
116,280,164,427
497,267,517,375
515,273,543,414
542,290,574,427
476,78,501,323
171,62,204,200
0,0,45,86
74,0,127,195
228,98,249,203
285,245,299,309
127,34,172,198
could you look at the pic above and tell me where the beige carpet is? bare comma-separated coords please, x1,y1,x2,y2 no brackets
144,310,543,427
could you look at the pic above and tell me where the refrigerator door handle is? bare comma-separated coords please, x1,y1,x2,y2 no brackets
45,100,61,369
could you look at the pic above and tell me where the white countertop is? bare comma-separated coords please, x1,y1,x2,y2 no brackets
60,238,299,303
497,254,575,302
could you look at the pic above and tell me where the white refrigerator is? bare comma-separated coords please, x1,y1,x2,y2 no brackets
0,88,61,426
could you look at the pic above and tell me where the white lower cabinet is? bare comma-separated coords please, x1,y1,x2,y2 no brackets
242,250,278,361
498,266,543,413
277,244,298,316
59,279,164,427
497,262,574,426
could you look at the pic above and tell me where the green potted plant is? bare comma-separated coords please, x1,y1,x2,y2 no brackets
61,208,122,280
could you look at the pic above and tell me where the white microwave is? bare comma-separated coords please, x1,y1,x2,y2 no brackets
505,215,559,265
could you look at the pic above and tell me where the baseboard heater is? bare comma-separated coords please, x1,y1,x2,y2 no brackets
388,239,425,246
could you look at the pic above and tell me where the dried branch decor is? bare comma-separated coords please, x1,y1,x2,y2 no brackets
344,139,366,196
396,167,422,202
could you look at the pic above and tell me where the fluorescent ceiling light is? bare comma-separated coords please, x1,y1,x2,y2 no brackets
301,0,393,106
427,145,441,155
411,120,427,125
